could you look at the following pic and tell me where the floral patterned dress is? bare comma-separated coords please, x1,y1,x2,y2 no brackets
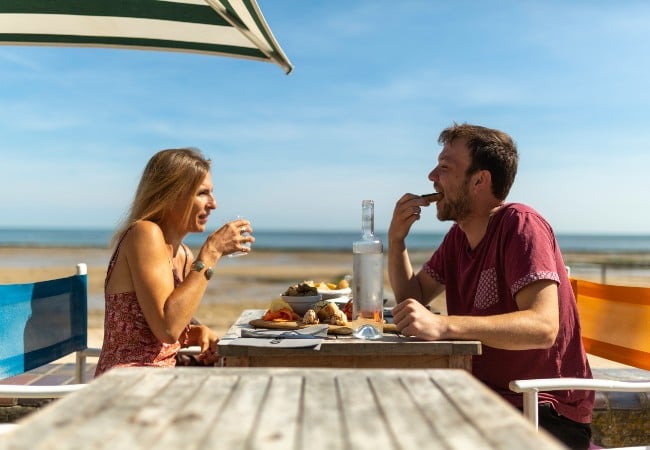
95,228,189,377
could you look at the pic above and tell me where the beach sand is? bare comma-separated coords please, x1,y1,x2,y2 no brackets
1,246,648,368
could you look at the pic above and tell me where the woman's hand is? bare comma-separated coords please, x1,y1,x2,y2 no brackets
199,218,255,262
184,324,219,365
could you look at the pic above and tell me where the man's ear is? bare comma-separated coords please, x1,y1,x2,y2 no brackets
473,170,491,191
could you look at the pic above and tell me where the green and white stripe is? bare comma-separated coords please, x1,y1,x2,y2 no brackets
0,0,292,73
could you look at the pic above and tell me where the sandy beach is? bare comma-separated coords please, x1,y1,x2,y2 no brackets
1,246,649,362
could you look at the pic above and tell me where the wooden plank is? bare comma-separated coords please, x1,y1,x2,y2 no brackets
233,354,459,369
368,371,442,449
0,369,145,449
301,373,345,450
0,367,562,450
251,374,303,450
425,370,566,450
203,373,271,449
154,372,239,449
400,370,491,449
336,372,397,450
90,370,192,449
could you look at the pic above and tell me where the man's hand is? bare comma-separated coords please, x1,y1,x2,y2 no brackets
391,298,448,340
388,193,431,242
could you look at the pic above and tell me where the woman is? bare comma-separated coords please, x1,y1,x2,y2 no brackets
95,148,254,376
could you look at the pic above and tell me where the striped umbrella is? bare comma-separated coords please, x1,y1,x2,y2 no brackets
0,0,293,74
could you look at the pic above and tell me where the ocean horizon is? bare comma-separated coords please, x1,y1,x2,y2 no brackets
1,227,650,253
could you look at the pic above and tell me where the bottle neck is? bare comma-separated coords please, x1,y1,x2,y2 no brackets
361,200,374,239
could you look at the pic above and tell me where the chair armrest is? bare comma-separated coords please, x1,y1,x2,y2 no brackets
509,378,650,393
0,384,86,399
509,378,650,429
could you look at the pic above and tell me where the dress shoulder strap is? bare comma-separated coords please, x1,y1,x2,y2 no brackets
104,225,135,288
181,243,190,276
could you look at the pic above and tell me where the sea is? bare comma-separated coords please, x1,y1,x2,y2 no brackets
1,227,650,253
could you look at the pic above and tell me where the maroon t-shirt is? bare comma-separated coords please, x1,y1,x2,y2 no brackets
423,203,594,423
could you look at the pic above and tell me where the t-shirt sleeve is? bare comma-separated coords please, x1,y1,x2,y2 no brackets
422,226,459,285
503,209,562,297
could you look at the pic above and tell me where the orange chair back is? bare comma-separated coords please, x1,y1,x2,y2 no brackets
571,278,650,370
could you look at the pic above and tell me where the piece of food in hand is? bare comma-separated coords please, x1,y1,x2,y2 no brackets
282,282,318,296
329,309,348,326
302,309,319,325
262,298,301,322
420,192,444,201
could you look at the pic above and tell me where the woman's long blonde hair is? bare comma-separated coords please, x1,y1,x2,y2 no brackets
111,148,211,247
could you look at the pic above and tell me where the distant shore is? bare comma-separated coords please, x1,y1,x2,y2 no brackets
1,246,649,348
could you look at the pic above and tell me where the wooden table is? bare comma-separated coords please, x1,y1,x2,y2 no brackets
0,367,566,450
217,309,481,370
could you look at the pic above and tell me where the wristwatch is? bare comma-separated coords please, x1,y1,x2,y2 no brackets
191,260,214,280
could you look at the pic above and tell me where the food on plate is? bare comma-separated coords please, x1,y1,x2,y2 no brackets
282,282,318,297
302,309,319,325
336,279,349,289
311,300,347,325
329,309,347,326
305,278,350,291
262,298,300,322
313,281,337,290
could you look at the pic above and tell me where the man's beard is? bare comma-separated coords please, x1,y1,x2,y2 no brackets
437,178,472,222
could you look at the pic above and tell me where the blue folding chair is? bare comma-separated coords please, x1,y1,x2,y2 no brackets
0,263,100,399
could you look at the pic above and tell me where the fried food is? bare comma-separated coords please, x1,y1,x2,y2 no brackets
312,300,347,324
302,309,319,325
329,309,348,326
337,279,349,289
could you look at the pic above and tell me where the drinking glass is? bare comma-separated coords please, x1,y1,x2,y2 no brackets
226,216,251,258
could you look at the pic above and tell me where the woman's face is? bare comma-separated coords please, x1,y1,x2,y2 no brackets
169,172,217,233
188,172,217,232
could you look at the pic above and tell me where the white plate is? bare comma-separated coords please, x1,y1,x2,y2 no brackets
281,294,323,315
281,294,322,303
317,287,351,299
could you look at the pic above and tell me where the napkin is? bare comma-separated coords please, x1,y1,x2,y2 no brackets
227,325,329,350
227,338,323,349
240,324,329,339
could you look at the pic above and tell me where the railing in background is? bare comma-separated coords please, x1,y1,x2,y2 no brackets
565,260,650,286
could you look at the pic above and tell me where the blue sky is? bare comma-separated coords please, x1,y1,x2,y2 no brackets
1,1,649,235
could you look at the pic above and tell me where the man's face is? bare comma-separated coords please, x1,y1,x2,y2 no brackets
428,138,474,222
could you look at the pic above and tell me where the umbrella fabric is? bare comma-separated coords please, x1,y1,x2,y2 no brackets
0,0,292,74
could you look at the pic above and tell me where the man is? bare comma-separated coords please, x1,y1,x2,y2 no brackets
388,123,593,450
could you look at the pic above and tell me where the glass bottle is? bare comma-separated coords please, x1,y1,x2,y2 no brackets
352,200,384,339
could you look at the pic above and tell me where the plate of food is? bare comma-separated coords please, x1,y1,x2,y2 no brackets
310,279,352,300
253,296,353,335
